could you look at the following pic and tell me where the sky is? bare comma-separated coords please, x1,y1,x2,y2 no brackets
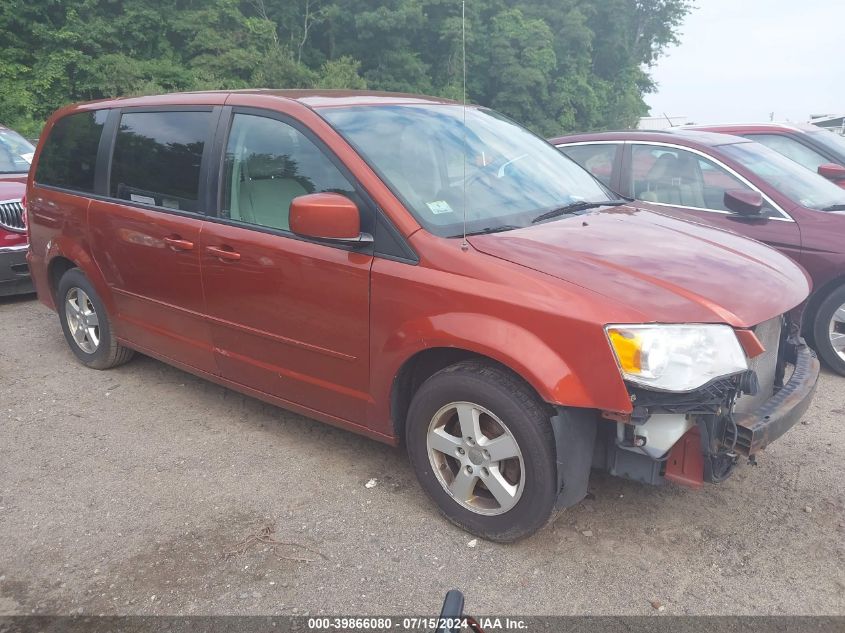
645,0,844,124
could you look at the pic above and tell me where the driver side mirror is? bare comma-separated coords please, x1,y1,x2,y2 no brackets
818,163,845,182
290,193,373,245
724,189,764,216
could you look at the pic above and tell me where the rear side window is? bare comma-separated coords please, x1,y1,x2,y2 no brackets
110,111,211,213
35,110,107,192
559,144,619,187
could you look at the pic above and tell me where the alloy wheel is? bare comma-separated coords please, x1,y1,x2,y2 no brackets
426,401,525,516
65,288,100,354
830,302,845,362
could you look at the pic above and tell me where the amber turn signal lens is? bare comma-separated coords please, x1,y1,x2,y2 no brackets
607,328,642,375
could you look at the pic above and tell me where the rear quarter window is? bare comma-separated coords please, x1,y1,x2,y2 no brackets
35,110,108,192
109,110,211,213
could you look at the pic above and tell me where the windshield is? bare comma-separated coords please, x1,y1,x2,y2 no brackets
320,104,611,237
808,129,845,158
720,141,845,211
0,128,35,174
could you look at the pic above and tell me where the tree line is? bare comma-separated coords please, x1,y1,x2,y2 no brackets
0,0,692,138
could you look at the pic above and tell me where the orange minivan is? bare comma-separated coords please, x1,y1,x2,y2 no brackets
26,90,819,541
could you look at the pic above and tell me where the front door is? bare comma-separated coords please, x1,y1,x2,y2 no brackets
89,109,218,373
626,143,802,261
201,110,373,424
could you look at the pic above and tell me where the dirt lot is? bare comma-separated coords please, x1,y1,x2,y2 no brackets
0,294,843,617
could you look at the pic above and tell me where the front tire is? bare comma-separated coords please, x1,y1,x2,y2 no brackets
406,360,558,542
57,268,134,370
812,284,845,376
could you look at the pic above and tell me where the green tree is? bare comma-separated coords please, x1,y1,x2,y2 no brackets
483,8,558,132
316,56,367,89
0,0,693,137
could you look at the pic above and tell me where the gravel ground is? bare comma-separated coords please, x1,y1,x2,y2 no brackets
0,294,843,617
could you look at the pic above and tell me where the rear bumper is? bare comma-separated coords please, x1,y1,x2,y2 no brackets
733,341,819,455
0,244,33,296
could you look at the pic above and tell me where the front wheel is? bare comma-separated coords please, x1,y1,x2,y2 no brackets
812,285,845,376
405,360,558,542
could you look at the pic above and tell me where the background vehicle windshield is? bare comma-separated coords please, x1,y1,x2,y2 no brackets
0,128,35,174
808,129,845,157
321,105,611,236
721,141,845,211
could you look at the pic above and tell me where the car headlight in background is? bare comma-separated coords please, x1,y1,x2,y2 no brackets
605,324,748,392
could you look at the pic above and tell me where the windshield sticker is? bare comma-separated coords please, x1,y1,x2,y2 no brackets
427,200,454,215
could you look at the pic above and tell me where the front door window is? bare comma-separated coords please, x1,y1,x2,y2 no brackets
748,134,829,172
221,114,358,232
630,144,777,217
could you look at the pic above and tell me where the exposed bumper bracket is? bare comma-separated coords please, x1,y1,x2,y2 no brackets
732,340,819,455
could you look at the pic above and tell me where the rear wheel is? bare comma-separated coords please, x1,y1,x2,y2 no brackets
405,360,558,542
812,285,845,376
57,268,134,370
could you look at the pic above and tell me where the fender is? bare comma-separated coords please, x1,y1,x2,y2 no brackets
368,311,633,437
44,234,115,316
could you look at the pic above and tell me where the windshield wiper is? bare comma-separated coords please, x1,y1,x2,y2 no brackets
531,199,628,224
464,224,522,236
822,204,845,211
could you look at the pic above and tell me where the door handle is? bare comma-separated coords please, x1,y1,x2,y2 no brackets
206,245,241,261
163,236,194,251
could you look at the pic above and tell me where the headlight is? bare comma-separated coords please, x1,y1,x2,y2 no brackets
605,324,747,392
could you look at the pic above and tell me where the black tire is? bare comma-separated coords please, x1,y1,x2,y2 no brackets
57,268,134,370
812,284,845,376
405,360,558,542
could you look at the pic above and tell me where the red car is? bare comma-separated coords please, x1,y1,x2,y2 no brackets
0,124,33,296
27,91,818,541
686,123,845,188
553,129,845,376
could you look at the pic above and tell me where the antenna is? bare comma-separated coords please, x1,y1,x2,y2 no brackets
662,112,675,128
460,0,468,251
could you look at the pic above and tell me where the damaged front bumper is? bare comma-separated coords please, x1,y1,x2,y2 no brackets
549,333,819,509
594,334,820,490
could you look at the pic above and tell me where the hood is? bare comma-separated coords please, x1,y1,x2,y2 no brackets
468,206,809,328
0,176,26,200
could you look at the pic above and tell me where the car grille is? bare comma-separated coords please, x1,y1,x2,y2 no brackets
734,316,782,414
0,200,25,233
